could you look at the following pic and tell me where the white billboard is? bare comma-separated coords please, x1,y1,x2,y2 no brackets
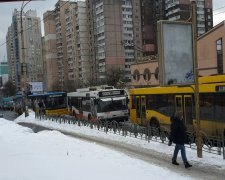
28,82,43,92
157,21,195,86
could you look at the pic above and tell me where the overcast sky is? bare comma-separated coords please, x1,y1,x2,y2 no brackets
0,0,225,61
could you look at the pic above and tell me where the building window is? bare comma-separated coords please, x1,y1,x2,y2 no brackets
133,69,140,81
143,68,151,81
155,67,159,80
216,38,223,74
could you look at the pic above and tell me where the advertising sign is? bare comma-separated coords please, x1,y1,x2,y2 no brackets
157,21,195,86
28,82,43,93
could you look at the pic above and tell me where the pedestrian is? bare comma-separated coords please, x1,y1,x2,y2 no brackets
41,100,46,115
38,100,46,115
34,99,39,114
168,111,192,168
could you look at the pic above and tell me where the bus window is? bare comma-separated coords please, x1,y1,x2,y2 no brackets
112,97,127,110
200,94,214,120
136,97,140,118
215,93,225,122
146,95,153,110
147,95,170,116
168,95,175,116
184,95,193,125
157,94,168,115
141,96,146,119
175,96,182,113
82,99,91,112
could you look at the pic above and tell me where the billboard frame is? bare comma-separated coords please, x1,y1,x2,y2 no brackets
157,20,196,86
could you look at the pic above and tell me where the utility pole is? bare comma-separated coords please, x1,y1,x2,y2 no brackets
191,0,202,158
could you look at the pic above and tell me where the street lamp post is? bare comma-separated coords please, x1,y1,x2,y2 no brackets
20,0,31,117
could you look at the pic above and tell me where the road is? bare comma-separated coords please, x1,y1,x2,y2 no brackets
0,110,18,121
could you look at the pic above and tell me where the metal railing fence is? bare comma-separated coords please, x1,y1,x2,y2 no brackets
36,113,225,159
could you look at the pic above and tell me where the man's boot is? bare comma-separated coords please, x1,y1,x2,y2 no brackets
172,160,179,165
185,162,192,168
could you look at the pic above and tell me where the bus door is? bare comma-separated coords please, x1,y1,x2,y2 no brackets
136,96,147,125
78,98,83,118
90,98,96,119
184,95,193,125
175,95,183,113
140,96,147,126
136,96,141,124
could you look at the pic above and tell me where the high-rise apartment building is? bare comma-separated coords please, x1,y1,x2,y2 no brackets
6,10,20,88
55,1,70,91
165,0,213,36
44,0,92,91
133,0,212,57
87,0,142,84
43,10,58,91
6,9,43,92
140,0,165,56
6,26,16,84
66,1,92,89
42,0,213,89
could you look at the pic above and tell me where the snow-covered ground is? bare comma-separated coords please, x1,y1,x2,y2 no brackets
0,111,224,179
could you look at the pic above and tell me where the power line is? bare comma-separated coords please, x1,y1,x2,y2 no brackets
214,9,225,16
213,4,225,16
0,0,70,49
213,5,225,12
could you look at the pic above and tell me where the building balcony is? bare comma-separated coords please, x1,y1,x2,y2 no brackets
197,24,205,28
98,55,105,60
197,17,205,21
122,4,132,8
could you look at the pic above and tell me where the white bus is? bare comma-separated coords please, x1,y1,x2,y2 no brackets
67,86,129,122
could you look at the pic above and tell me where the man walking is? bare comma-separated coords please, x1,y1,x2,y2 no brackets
168,111,192,168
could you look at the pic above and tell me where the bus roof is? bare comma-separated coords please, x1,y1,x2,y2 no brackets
67,89,126,98
2,97,13,102
28,92,66,97
76,85,114,92
199,75,225,84
129,75,225,95
129,81,225,95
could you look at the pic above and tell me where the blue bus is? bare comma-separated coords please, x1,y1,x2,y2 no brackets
28,92,68,115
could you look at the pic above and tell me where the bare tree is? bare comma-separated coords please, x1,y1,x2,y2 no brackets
106,68,125,87
65,80,77,92
51,82,61,92
1,81,17,97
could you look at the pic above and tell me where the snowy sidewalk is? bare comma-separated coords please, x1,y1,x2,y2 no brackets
13,112,225,179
